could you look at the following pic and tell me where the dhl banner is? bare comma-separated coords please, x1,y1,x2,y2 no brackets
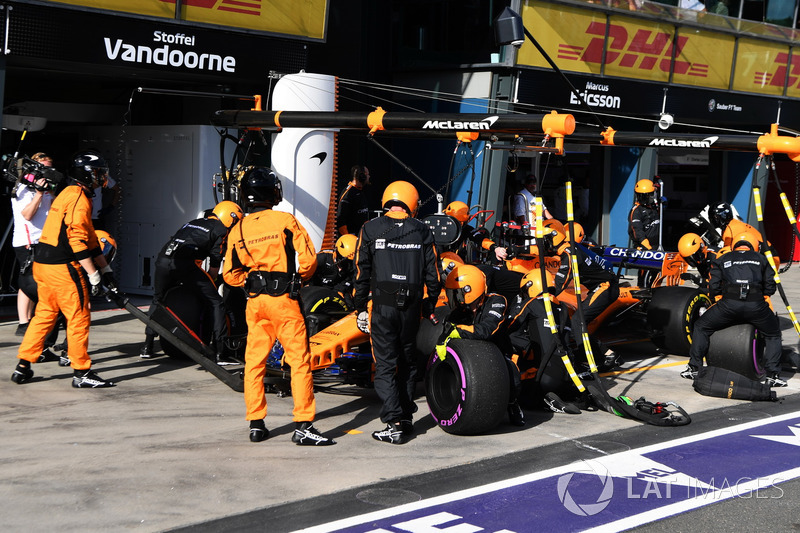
521,2,795,96
733,38,790,96
43,0,328,40
671,27,734,89
519,3,604,75
601,15,673,83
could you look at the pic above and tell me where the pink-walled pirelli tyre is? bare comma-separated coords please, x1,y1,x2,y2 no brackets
706,323,766,381
646,287,712,356
425,339,510,436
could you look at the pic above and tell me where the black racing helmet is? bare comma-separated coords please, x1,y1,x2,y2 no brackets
710,202,733,229
69,150,109,189
241,167,282,208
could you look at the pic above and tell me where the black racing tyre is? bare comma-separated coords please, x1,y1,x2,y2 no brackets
160,285,211,360
706,323,766,381
646,287,712,356
300,286,351,336
415,307,451,357
425,339,510,436
300,286,350,315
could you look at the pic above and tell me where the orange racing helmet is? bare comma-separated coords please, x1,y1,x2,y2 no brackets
520,269,554,299
445,264,487,309
335,234,358,261
96,230,117,264
382,181,419,216
212,200,244,229
444,201,470,223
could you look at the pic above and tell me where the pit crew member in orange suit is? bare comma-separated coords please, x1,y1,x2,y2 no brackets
223,167,335,445
507,270,582,415
628,179,660,251
138,200,243,362
442,200,507,262
11,150,116,388
682,232,786,387
545,219,619,335
354,180,441,444
440,264,525,426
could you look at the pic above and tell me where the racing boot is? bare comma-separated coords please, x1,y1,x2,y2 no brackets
372,422,407,444
680,365,698,380
292,422,336,446
507,400,526,426
764,373,788,388
11,361,33,384
249,420,269,442
72,369,115,388
213,339,238,366
139,334,156,359
399,403,418,435
544,392,581,415
38,346,61,363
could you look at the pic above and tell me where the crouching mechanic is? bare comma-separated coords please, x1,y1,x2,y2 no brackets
682,232,786,387
678,232,717,288
11,150,116,388
440,264,525,426
223,167,335,445
355,181,441,444
139,200,243,363
507,270,583,414
310,234,357,308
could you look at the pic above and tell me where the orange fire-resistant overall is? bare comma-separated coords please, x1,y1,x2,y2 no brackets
223,209,318,422
18,185,101,370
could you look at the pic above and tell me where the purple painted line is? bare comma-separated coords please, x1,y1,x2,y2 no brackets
306,414,800,533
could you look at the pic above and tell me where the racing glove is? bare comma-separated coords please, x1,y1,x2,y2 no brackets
435,322,461,361
89,270,102,297
100,265,117,291
422,296,438,324
356,311,370,334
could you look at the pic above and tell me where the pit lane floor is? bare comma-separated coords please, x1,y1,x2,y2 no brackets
1,271,800,533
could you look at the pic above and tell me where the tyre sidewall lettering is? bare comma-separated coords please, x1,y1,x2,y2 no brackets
684,293,710,345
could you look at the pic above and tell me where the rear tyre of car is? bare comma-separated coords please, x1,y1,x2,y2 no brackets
425,339,510,435
647,287,711,356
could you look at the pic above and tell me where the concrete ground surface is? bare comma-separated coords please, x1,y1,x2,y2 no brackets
1,268,800,532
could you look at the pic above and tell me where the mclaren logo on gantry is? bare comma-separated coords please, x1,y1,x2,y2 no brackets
422,116,499,131
648,136,719,148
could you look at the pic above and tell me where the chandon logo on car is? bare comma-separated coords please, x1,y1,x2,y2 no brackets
103,30,236,73
648,136,719,148
422,116,499,130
